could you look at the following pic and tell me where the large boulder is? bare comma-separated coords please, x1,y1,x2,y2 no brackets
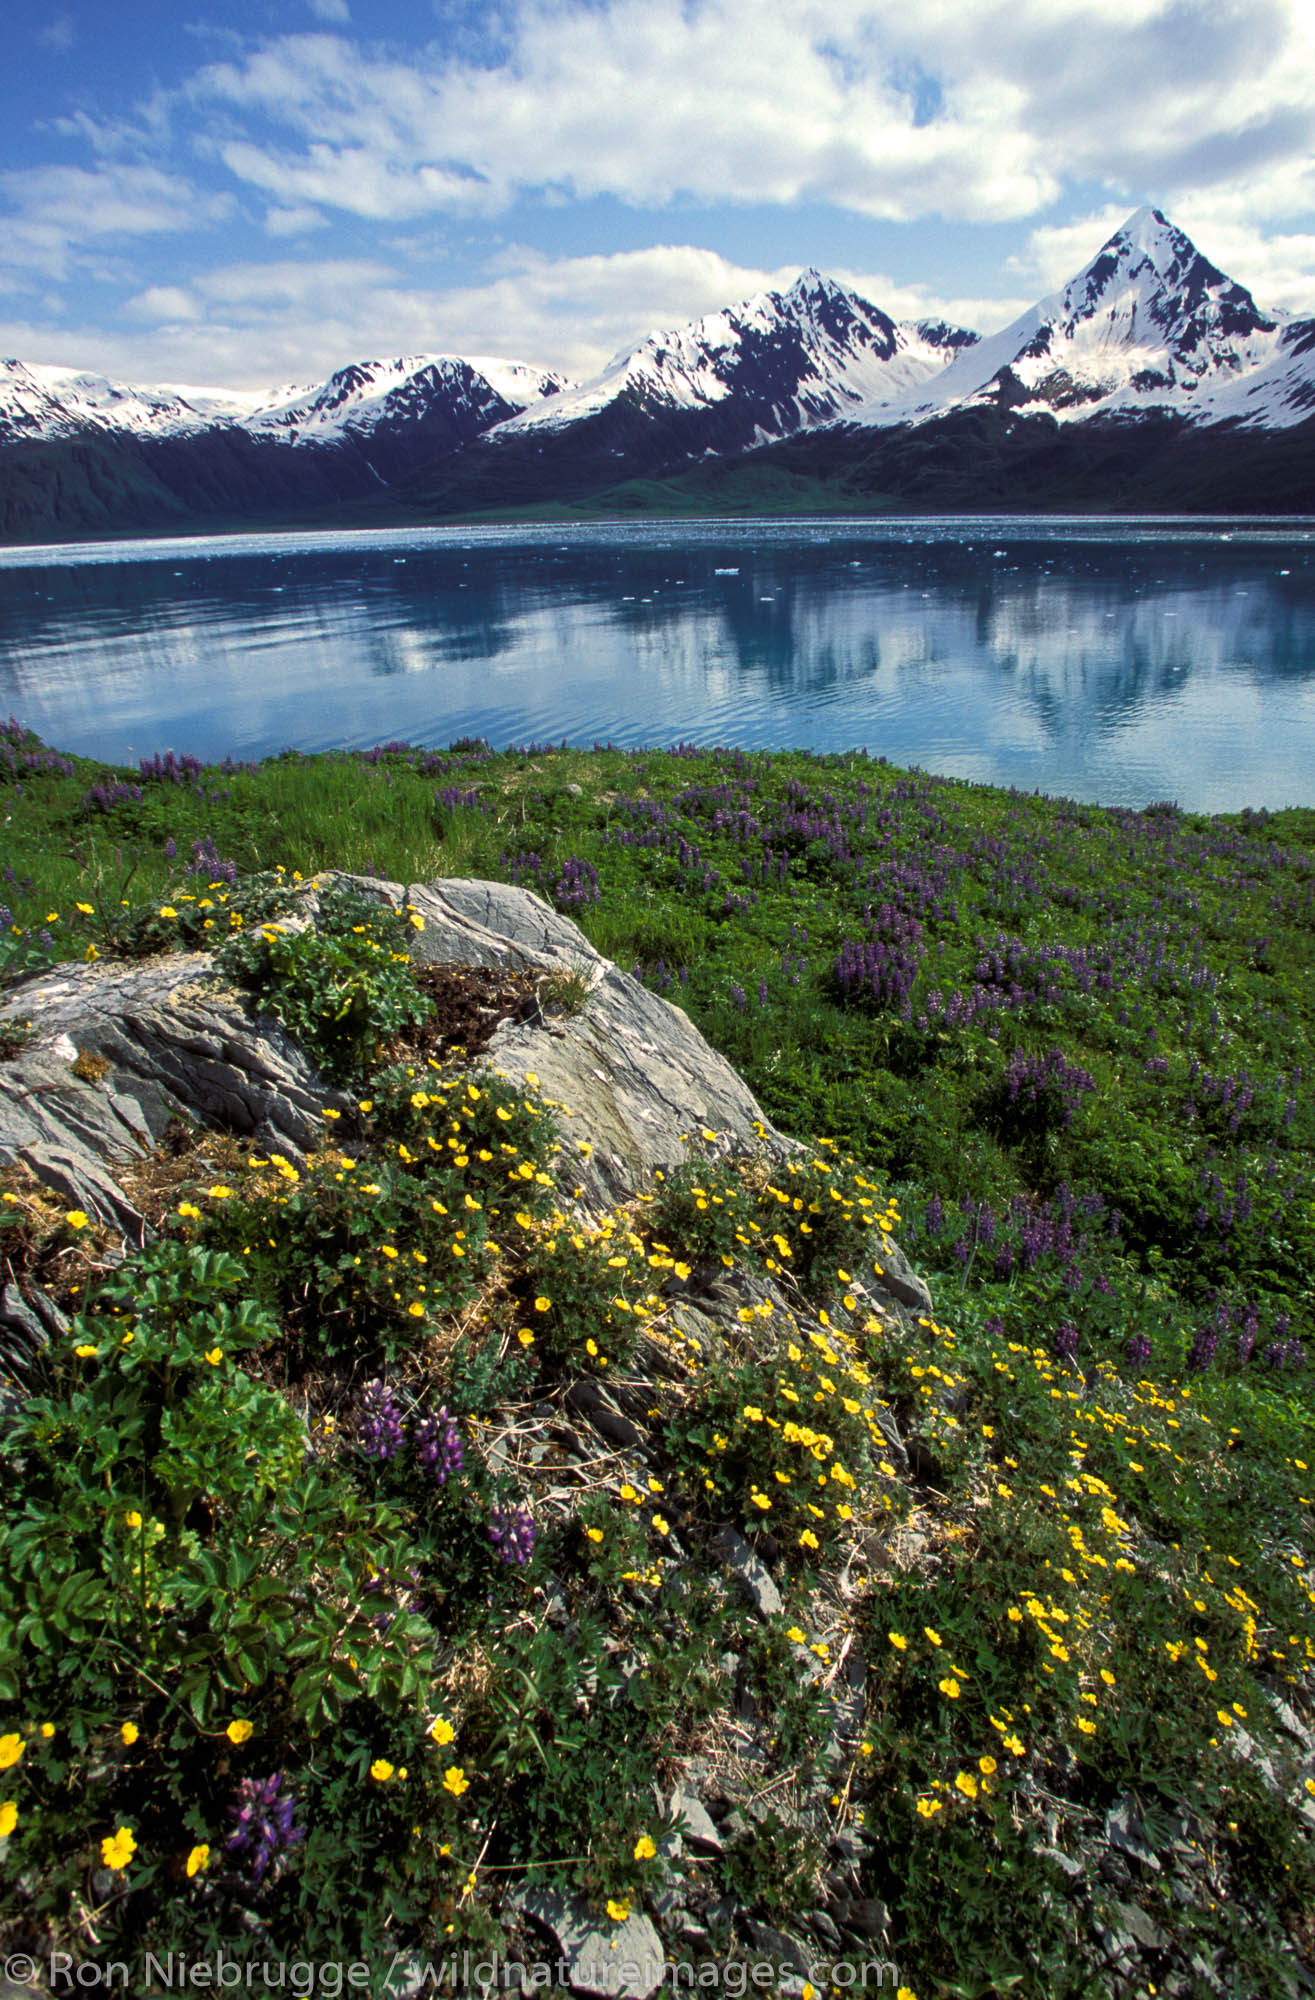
0,874,931,1313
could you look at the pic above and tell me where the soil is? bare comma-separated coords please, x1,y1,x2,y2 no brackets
386,962,544,1065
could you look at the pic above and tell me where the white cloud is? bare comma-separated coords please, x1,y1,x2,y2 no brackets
1005,209,1133,293
37,14,75,54
184,0,1315,232
11,0,1315,381
20,244,807,388
838,267,1034,338
0,163,235,282
123,284,202,322
264,203,329,237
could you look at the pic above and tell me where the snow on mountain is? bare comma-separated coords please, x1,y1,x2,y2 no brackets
0,353,573,453
495,271,977,445
241,354,572,446
5,210,1314,545
857,207,1314,431
0,360,230,445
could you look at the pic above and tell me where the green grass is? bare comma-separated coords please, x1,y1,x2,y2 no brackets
0,720,1312,1995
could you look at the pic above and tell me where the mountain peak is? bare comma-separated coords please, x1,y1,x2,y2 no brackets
1047,203,1271,352
786,267,842,299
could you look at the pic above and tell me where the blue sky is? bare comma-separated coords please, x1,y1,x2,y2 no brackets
4,0,1315,390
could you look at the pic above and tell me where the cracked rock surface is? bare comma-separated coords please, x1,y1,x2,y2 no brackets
0,868,930,1304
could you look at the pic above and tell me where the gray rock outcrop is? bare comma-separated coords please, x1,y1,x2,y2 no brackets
0,875,931,1316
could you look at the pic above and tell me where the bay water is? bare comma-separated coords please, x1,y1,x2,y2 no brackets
1,516,1312,812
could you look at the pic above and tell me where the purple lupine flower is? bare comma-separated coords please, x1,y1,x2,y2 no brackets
1236,1309,1260,1365
357,1379,404,1461
414,1406,464,1484
1126,1334,1152,1370
187,834,238,883
1054,1322,1080,1364
1187,1324,1220,1373
488,1500,536,1566
225,1773,304,1883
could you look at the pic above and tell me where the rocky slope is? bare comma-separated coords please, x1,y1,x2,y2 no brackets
0,874,932,1991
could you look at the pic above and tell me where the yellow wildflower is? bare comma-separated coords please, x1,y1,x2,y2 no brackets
101,1826,137,1870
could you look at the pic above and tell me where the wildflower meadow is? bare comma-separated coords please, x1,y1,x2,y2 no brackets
0,719,1311,1997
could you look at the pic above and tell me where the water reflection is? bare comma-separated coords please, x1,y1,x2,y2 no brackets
0,519,1311,810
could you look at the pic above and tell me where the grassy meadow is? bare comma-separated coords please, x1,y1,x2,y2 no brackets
0,717,1312,1997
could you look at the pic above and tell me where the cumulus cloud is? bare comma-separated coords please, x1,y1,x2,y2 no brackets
44,245,821,388
10,0,1315,378
0,163,234,283
183,0,1315,230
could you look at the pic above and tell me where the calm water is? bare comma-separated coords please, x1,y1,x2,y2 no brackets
1,516,1313,812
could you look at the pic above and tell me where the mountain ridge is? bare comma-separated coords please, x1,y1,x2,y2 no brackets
4,207,1315,540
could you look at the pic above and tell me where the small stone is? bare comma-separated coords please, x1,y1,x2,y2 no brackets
746,1922,812,1977
670,1789,723,1855
841,1898,888,1940
1104,1797,1162,1872
710,1526,782,1618
1111,1902,1171,1952
513,1885,664,1999
1039,1846,1083,1880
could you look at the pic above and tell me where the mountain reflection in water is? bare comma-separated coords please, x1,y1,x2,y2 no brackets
0,517,1311,812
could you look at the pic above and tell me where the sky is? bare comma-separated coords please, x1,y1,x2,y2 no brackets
3,0,1315,393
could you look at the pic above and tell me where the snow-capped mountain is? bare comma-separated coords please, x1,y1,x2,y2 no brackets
0,360,241,446
4,211,1315,541
856,207,1315,431
493,271,976,447
240,355,572,449
0,352,571,454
